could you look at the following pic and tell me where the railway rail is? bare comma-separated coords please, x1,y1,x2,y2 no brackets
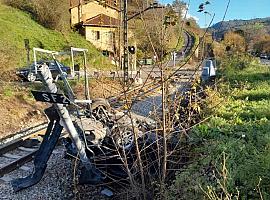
0,124,47,178
0,123,70,179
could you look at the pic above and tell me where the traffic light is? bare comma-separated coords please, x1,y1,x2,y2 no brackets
128,46,136,54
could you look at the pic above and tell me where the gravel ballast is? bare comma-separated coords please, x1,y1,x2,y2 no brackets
0,147,75,200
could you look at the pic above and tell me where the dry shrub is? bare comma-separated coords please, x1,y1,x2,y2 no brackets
3,0,70,32
3,0,34,13
31,0,70,32
223,31,246,54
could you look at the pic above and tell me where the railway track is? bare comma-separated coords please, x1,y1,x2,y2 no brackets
0,123,48,178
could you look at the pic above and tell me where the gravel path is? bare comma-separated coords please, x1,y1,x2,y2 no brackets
131,80,190,118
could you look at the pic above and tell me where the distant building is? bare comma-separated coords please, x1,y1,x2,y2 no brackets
83,14,118,53
70,0,119,58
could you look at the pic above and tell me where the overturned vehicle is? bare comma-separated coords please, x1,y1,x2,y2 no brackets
11,48,159,192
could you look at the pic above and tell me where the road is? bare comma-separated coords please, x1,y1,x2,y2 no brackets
131,66,197,118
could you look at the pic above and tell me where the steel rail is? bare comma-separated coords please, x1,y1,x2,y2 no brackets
0,150,37,177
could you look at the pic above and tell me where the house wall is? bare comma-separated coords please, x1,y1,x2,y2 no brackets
70,1,119,25
85,26,116,52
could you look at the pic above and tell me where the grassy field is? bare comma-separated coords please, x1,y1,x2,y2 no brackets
167,58,270,199
0,3,113,76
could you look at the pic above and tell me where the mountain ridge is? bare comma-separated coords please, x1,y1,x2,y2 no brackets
210,17,270,40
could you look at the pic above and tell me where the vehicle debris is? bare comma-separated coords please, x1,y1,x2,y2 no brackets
11,48,157,191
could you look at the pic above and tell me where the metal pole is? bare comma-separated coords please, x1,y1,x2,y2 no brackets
123,0,129,83
173,51,176,67
118,0,122,70
38,64,96,172
71,49,75,77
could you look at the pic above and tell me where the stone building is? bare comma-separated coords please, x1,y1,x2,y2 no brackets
70,0,119,58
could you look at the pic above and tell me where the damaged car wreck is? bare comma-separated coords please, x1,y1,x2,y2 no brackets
11,48,160,193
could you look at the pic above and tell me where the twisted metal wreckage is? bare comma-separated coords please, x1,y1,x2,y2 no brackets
11,48,159,192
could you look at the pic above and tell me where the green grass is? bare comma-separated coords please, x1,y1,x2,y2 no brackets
0,3,113,72
167,59,270,199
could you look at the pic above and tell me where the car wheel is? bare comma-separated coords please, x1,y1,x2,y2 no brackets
92,98,111,124
114,127,134,150
27,73,37,82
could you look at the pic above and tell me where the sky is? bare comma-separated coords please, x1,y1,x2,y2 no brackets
160,0,270,27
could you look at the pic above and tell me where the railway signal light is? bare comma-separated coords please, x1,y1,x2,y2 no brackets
128,46,136,54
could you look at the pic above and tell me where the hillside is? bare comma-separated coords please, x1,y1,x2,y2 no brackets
0,3,114,139
211,17,270,40
0,3,112,78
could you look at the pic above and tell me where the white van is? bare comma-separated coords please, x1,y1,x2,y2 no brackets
201,59,216,81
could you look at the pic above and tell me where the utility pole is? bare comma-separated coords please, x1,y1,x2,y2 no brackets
118,0,122,71
123,0,129,84
78,0,83,23
122,2,163,84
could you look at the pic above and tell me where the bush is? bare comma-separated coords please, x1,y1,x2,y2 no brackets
3,0,34,13
32,0,70,32
166,63,270,199
220,54,259,71
3,0,70,32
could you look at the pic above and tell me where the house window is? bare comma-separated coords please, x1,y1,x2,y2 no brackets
96,31,100,40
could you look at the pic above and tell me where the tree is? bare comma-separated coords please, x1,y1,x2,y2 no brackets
32,0,70,32
172,0,186,17
253,34,270,54
223,31,246,54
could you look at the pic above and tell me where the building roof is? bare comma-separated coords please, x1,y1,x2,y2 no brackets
83,14,119,27
70,0,119,11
